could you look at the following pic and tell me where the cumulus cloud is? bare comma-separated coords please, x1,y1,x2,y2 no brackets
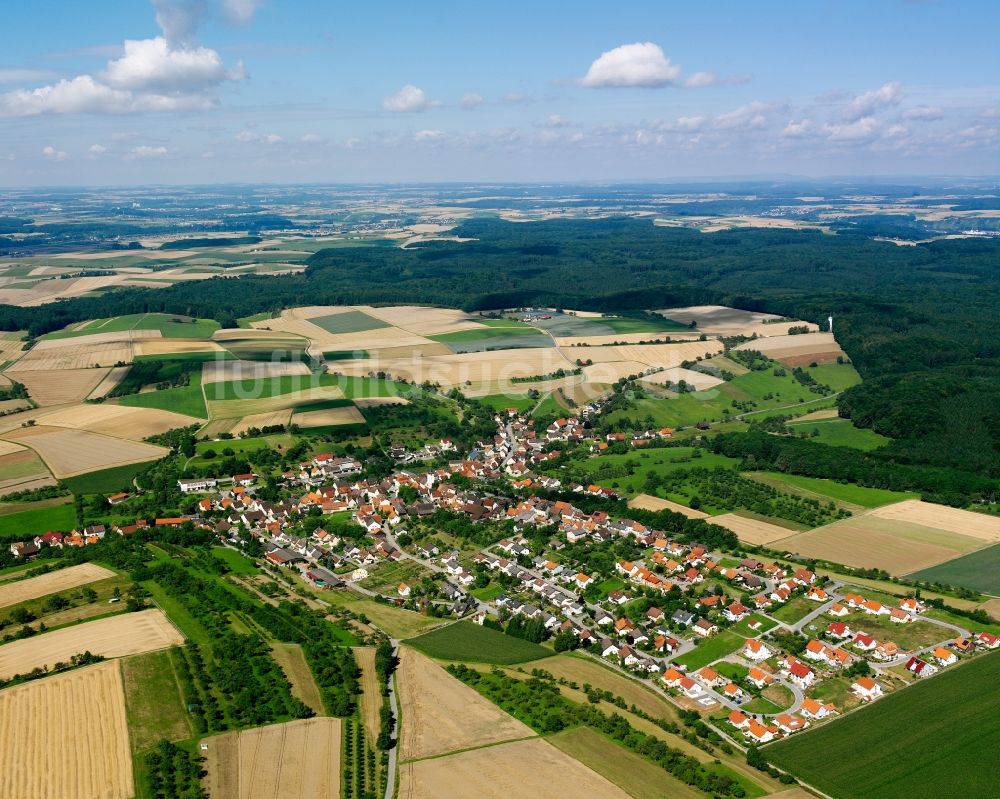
825,116,879,141
545,114,570,128
459,92,483,109
684,71,716,88
42,145,67,161
221,0,265,25
903,105,943,121
581,42,681,88
235,130,280,144
88,143,107,155
413,129,444,142
383,84,430,113
0,2,245,117
843,81,901,121
782,119,816,138
126,145,169,159
714,101,772,130
300,132,321,143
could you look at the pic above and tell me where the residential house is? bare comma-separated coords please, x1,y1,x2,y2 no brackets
743,639,772,661
692,618,718,637
799,698,837,720
852,676,883,701
905,656,937,678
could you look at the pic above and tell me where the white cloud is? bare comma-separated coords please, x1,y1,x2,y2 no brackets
126,145,169,159
221,0,265,25
0,4,244,117
782,119,816,138
300,132,321,143
673,115,705,131
825,116,879,141
263,133,281,144
503,92,531,105
383,84,430,113
546,114,570,128
882,124,909,139
414,129,443,142
235,130,281,144
88,143,107,155
684,71,716,88
715,101,772,130
843,81,901,121
41,145,67,161
581,42,681,88
903,105,943,121
460,92,483,109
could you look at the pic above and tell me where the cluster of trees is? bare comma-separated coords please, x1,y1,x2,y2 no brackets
143,739,206,799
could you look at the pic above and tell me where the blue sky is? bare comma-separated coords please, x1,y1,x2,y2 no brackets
1,0,998,185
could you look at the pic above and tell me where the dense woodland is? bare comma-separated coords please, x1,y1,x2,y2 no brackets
0,218,996,485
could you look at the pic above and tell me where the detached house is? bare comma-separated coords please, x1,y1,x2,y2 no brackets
852,676,883,701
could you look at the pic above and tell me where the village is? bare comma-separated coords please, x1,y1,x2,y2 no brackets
11,404,996,754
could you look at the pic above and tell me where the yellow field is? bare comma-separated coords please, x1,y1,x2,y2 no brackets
0,608,183,679
202,360,310,384
638,366,724,391
734,332,844,364
270,643,325,716
399,737,628,799
0,563,116,610
628,493,708,518
353,646,382,738
0,661,133,799
14,334,153,371
88,366,131,399
711,512,799,545
229,410,292,436
291,406,365,428
774,512,990,574
206,385,347,419
557,332,702,346
397,646,532,761
31,404,202,440
355,304,483,335
203,718,341,799
354,396,410,408
657,305,786,335
1,425,168,477
866,500,1000,542
0,439,25,457
134,338,226,357
5,368,111,405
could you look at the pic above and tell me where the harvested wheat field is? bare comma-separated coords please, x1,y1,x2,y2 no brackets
16,334,154,371
291,405,365,428
355,304,483,335
399,737,627,799
866,500,1000,542
33,404,201,440
557,332,700,347
774,512,990,575
88,366,130,399
0,439,25,457
657,305,786,335
203,718,341,799
206,385,346,419
229,410,292,437
0,425,167,477
0,661,132,799
711,513,799,546
354,396,410,408
628,494,708,518
0,608,183,679
397,647,532,761
6,368,110,405
359,342,453,359
134,338,226,357
734,332,844,364
0,563,116,610
790,407,840,423
202,359,310,384
581,360,649,384
639,367,724,391
353,647,382,738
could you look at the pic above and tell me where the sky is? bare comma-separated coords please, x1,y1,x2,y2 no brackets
1,0,999,186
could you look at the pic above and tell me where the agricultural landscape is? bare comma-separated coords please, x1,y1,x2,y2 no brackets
0,181,997,799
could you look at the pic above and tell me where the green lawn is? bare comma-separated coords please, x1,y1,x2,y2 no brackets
767,651,1000,799
730,613,778,637
909,544,1000,596
119,371,207,418
407,620,553,664
63,462,152,495
0,501,76,536
309,310,390,334
470,583,506,602
769,596,818,625
785,418,891,451
672,630,744,670
743,471,917,510
211,546,259,575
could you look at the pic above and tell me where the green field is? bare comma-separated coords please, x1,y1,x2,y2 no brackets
0,501,76,536
407,620,553,664
597,315,690,334
767,651,1000,799
769,596,818,625
323,349,369,360
326,374,412,400
45,312,219,340
430,325,543,343
119,372,208,418
785,418,891,451
63,462,151,495
211,546,260,575
205,374,319,401
909,544,1000,595
744,471,918,510
430,326,554,353
122,649,192,752
475,394,537,413
672,630,744,670
309,310,390,334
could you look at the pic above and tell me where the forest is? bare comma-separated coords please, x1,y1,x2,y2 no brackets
0,217,995,483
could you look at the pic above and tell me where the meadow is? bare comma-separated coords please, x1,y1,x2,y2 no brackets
743,471,917,510
118,372,207,418
407,620,553,664
0,501,77,538
671,630,744,670
767,651,1000,799
785,418,891,451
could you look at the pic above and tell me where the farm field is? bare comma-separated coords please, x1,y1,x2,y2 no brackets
334,598,445,639
44,312,219,340
0,425,168,478
709,512,799,546
0,608,184,679
655,305,792,336
773,502,999,574
121,648,191,752
309,308,391,334
743,472,917,511
291,404,365,428
767,651,1000,799
0,661,133,799
733,331,844,365
270,642,325,716
353,646,382,737
0,501,77,537
0,562,116,609
62,461,151,494
909,544,1000,595
784,418,891,450
202,717,341,799
397,646,533,761
400,736,630,799
205,385,346,419
407,620,553,664
0,448,52,488
118,373,208,418
6,367,110,405
30,403,201,440
627,493,708,518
